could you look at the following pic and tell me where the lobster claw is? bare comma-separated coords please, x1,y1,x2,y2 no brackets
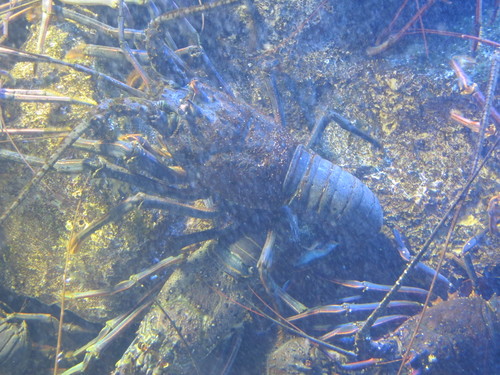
283,145,383,236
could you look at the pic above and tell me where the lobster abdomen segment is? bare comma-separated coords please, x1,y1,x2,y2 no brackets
283,145,383,236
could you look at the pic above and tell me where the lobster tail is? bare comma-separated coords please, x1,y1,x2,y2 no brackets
283,145,383,236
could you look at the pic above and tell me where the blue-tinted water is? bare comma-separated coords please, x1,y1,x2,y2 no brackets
0,0,498,374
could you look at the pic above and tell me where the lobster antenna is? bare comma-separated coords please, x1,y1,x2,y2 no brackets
53,175,89,375
471,50,499,174
154,301,202,375
396,201,462,375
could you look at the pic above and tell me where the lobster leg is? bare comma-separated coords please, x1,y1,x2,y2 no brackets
0,50,152,226
52,5,145,42
0,149,198,198
62,289,159,375
287,300,421,322
0,88,96,106
0,46,144,96
293,241,338,268
65,254,184,300
256,230,276,296
68,192,221,253
117,0,151,90
254,230,309,313
71,138,184,182
329,279,429,297
307,110,381,149
61,227,237,373
320,315,408,341
67,44,149,65
393,228,453,291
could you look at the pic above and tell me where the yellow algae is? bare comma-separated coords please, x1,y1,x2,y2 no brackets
380,111,398,135
386,77,400,91
458,215,480,227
